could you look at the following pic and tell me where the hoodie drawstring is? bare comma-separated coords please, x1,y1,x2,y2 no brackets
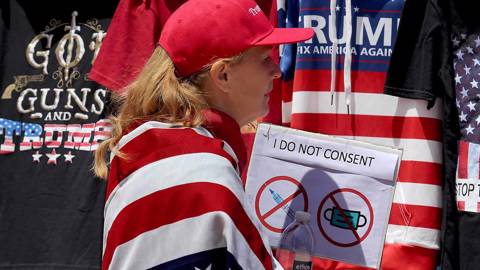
329,0,337,106
344,0,353,114
329,0,353,114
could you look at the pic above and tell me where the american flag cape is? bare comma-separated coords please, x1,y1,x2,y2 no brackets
273,0,442,269
102,121,276,270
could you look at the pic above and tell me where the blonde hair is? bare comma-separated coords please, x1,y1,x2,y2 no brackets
94,47,242,179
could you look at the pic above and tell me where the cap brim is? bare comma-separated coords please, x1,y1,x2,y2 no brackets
255,28,315,45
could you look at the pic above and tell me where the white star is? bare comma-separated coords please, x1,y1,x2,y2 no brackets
461,33,467,40
354,6,359,12
456,50,465,60
64,151,75,163
46,149,61,165
459,111,467,121
467,101,476,111
475,36,480,47
454,61,457,69
456,98,461,108
471,78,479,88
32,151,42,163
474,58,480,66
476,115,480,125
461,87,469,98
467,46,474,54
452,37,460,47
336,5,340,11
464,64,471,75
455,73,463,84
466,124,475,135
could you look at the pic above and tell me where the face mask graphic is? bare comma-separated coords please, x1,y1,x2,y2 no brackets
324,206,367,230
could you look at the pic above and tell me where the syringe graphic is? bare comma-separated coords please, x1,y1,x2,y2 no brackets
269,188,296,220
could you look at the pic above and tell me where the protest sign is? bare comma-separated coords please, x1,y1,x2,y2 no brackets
246,124,402,269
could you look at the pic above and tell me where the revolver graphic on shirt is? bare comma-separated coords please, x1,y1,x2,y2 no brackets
2,74,45,99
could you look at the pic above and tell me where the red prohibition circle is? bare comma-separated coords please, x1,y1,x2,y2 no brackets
317,188,374,247
255,176,308,233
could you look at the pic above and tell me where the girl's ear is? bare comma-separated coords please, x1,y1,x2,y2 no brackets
209,60,232,93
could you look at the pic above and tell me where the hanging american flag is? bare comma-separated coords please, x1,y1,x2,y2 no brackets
276,0,442,269
102,121,276,270
453,33,480,140
453,33,480,213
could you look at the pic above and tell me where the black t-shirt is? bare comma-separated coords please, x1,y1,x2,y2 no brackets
0,1,116,269
384,0,480,269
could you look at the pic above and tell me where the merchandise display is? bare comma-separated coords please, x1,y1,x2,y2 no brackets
385,0,480,269
2,0,476,269
0,0,116,268
275,0,442,269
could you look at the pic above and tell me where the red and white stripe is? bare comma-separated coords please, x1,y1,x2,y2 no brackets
90,120,112,151
280,69,443,269
19,138,43,151
64,124,95,150
0,138,15,154
44,124,67,148
103,121,274,270
455,140,480,212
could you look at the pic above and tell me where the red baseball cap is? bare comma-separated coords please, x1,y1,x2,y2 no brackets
159,0,314,77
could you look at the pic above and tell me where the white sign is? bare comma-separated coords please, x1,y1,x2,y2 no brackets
246,124,402,269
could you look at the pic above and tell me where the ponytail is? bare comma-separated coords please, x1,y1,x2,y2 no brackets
94,47,209,179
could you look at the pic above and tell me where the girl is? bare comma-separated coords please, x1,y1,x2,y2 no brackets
94,0,313,269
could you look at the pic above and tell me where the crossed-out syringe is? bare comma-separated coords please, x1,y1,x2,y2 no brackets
268,188,297,220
